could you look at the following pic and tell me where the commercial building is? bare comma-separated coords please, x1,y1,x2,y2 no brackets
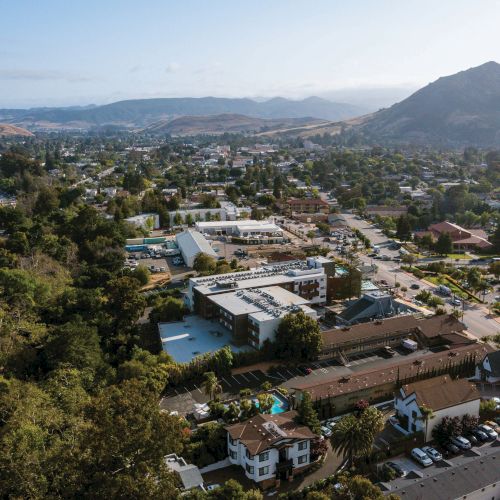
208,286,316,347
277,197,329,215
415,220,493,251
195,220,285,244
293,343,490,419
186,259,328,314
124,212,160,230
225,411,316,489
169,201,251,225
175,229,218,267
336,291,412,325
394,375,480,441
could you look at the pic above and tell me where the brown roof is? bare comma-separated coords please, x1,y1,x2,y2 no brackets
416,314,466,339
321,315,419,346
321,314,466,347
293,343,492,400
402,375,480,411
225,410,315,455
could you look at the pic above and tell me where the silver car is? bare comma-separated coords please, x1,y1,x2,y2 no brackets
451,436,471,450
422,446,442,462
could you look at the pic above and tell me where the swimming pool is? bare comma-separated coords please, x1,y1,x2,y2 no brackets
253,392,289,414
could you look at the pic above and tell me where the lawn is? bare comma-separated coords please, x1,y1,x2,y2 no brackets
429,253,472,260
425,275,480,302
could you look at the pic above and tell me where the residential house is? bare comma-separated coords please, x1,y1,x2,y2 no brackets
164,454,205,492
225,411,316,489
394,375,480,442
475,350,500,385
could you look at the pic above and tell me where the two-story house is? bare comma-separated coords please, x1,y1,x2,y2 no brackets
394,375,480,442
475,350,500,385
225,411,316,489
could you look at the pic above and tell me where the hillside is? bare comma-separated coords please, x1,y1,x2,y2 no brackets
145,114,326,135
359,61,500,146
0,123,34,137
0,96,365,130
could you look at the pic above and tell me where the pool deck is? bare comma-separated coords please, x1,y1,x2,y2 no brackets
158,315,252,363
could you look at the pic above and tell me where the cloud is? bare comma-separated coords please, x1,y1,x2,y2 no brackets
165,62,180,73
0,69,93,83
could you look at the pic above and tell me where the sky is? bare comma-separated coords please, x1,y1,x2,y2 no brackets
1,0,500,108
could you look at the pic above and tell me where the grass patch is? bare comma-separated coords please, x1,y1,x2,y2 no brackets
429,253,472,260
425,275,480,302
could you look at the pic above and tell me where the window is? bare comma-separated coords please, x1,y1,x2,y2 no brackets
229,450,237,459
245,449,253,460
246,464,254,474
298,454,308,464
259,451,269,462
298,441,308,451
229,437,237,446
259,466,270,476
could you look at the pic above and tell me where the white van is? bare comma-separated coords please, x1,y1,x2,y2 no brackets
401,338,418,351
411,448,433,467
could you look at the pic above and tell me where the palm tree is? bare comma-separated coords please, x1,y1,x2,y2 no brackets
202,371,222,401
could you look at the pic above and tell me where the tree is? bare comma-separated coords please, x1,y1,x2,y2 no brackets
335,475,396,500
132,265,151,286
204,479,263,500
432,416,462,446
149,296,187,323
418,405,435,438
434,232,453,255
202,372,222,401
275,311,322,362
256,393,274,414
306,230,316,243
461,413,479,434
296,391,321,434
193,253,217,275
396,215,411,241
331,406,383,466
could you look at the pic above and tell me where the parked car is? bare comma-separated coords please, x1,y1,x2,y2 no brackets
321,426,332,438
381,346,396,357
411,448,433,467
477,424,498,440
464,433,479,446
451,298,462,306
385,461,408,477
451,436,471,450
483,420,500,433
299,366,312,375
410,283,420,290
422,446,442,462
471,428,489,441
206,484,220,491
444,442,460,454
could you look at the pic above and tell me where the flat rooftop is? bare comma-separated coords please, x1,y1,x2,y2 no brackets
190,260,324,296
209,285,313,321
159,315,252,363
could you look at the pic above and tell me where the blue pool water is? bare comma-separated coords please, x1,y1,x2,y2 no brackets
253,393,289,414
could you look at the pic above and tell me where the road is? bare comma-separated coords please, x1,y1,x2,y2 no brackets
340,212,499,339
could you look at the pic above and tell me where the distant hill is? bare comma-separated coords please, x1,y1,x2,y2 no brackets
0,123,34,137
359,61,500,146
144,113,326,135
0,96,365,130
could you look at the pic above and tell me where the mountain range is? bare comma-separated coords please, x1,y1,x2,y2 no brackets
0,96,364,129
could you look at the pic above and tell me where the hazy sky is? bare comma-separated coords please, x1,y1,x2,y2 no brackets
1,0,500,107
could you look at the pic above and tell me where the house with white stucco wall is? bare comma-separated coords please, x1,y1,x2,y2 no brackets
394,375,480,442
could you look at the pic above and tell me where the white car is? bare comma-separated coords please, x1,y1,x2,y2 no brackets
206,484,220,491
478,424,498,440
411,447,433,467
451,436,471,450
321,426,332,437
422,446,442,462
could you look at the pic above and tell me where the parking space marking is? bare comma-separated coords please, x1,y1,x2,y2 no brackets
350,360,360,365
313,363,322,369
183,386,191,395
276,371,287,380
239,372,250,382
231,375,240,385
248,371,260,381
320,368,328,374
193,384,202,394
221,377,231,387
285,369,297,378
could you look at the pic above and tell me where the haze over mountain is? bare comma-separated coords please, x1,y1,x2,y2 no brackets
359,61,500,146
0,96,365,130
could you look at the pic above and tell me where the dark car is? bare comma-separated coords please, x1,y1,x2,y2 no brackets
386,461,407,478
299,366,313,375
444,442,460,455
465,433,479,446
410,284,420,290
471,428,489,441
